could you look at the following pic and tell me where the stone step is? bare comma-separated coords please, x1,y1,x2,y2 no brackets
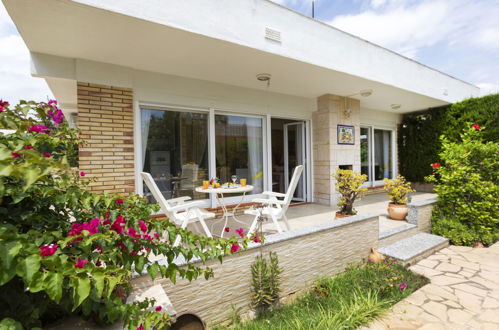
378,232,449,265
379,223,419,248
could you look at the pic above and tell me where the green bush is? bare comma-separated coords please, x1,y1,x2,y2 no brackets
0,100,244,329
427,124,499,246
398,93,499,182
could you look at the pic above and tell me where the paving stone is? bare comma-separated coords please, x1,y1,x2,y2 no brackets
455,289,483,313
442,300,463,309
453,283,489,297
417,259,439,269
431,275,467,286
447,308,474,324
451,258,480,270
460,270,476,278
426,294,444,302
480,323,499,330
421,301,447,321
479,309,499,323
483,297,499,309
409,265,443,277
405,290,428,306
417,323,449,330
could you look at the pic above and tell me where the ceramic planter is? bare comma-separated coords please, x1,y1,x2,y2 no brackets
387,203,408,220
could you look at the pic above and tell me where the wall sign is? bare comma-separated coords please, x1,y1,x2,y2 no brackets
337,125,355,145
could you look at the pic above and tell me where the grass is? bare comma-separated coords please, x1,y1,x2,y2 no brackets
218,258,428,330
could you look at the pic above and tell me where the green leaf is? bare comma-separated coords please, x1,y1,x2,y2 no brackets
22,167,42,190
28,272,46,292
72,276,91,310
92,271,105,298
0,165,12,177
0,317,23,330
45,272,63,303
0,240,22,269
147,263,159,280
104,276,120,299
16,254,41,283
0,263,17,286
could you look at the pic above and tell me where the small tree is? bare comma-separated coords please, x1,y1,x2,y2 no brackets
426,124,499,246
332,169,367,215
384,175,415,204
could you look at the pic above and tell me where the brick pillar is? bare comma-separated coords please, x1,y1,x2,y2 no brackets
77,82,135,194
312,94,361,206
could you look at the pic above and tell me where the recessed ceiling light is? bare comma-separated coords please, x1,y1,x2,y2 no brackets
391,104,401,110
256,73,272,82
359,89,373,97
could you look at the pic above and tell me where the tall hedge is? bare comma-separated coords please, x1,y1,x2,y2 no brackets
398,93,499,182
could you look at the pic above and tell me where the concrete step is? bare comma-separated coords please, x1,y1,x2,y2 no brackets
379,223,419,248
378,232,449,265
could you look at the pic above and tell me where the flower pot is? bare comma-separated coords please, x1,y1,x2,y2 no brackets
387,203,408,220
335,212,354,219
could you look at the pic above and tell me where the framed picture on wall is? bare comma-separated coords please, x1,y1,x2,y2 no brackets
337,125,355,145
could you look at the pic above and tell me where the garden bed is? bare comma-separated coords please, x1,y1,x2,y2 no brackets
220,258,428,329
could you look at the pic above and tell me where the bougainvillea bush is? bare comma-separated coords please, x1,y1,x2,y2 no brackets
426,124,499,246
0,100,244,329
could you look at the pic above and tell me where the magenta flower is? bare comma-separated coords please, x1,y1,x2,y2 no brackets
68,218,100,237
48,99,57,106
137,325,144,330
0,99,8,112
115,198,123,205
110,215,126,234
28,124,49,134
138,220,148,233
154,233,160,239
80,171,86,177
399,282,408,291
74,257,88,269
11,152,21,158
155,306,162,312
39,244,58,257
253,236,261,243
127,227,139,238
235,228,245,238
24,145,33,149
43,152,51,158
230,244,241,253
224,227,230,232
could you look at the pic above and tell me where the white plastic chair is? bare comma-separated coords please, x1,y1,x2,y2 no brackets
141,172,215,246
245,165,304,236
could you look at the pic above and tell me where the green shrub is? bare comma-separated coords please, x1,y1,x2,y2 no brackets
398,93,499,182
427,124,499,246
383,175,415,204
0,100,244,329
332,169,367,215
250,251,282,314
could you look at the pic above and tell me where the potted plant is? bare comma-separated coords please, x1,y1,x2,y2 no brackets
383,175,415,220
332,169,368,218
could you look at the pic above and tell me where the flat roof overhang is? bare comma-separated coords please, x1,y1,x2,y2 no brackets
3,0,479,113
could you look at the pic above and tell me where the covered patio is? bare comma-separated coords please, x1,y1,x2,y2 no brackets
185,191,436,239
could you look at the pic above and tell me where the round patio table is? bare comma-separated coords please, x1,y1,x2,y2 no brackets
195,185,254,238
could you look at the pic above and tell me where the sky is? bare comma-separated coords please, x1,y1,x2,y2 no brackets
0,0,498,105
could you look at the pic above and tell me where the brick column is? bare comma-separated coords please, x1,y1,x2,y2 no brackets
77,82,135,194
312,94,361,205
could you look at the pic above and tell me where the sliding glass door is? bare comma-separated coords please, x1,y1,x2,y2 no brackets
360,126,394,186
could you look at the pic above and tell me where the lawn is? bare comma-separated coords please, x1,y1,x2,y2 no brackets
221,258,428,330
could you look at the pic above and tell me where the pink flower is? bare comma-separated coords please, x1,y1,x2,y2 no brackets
117,242,127,250
39,244,58,257
24,145,33,149
472,124,481,130
68,218,100,237
11,152,21,158
80,171,86,177
230,244,241,253
0,99,8,112
138,220,148,233
253,236,261,243
127,227,139,238
48,99,57,106
430,163,441,168
137,325,144,330
155,306,162,312
110,215,126,234
28,124,49,134
43,152,51,158
399,282,407,291
115,198,123,205
74,257,88,269
224,227,230,232
235,228,245,238
154,233,160,239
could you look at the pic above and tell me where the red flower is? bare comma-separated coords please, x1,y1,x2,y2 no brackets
230,244,241,253
110,215,126,234
74,257,88,268
155,306,162,312
138,220,148,233
28,124,49,134
115,198,123,205
24,145,33,149
235,228,245,238
472,124,481,130
43,152,51,158
154,233,160,239
128,227,140,238
253,236,261,243
80,171,86,176
430,163,441,168
11,152,21,158
137,325,144,330
39,244,58,257
224,227,230,232
0,99,8,112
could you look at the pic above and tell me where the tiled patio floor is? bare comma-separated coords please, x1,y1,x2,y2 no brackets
187,192,436,238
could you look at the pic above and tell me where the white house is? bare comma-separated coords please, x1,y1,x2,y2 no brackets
4,0,479,207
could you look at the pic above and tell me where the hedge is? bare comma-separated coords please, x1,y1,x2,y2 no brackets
398,93,499,182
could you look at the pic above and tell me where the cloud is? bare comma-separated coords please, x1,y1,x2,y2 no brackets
0,3,52,105
477,83,499,96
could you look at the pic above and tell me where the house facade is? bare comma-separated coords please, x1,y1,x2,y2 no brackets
4,0,479,208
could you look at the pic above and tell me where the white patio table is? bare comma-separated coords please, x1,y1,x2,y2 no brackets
195,185,254,237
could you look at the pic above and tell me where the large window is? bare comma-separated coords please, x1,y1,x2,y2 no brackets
360,126,393,186
215,114,264,194
141,108,209,201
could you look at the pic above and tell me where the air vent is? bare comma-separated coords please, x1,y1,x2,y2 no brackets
265,27,281,42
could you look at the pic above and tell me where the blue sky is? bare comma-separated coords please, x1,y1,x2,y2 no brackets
1,0,498,105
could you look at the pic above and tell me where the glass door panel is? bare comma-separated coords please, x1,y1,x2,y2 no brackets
360,127,371,183
373,129,392,184
284,122,306,201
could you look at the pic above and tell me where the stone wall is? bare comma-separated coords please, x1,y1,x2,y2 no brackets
131,213,379,326
77,82,135,194
408,198,436,233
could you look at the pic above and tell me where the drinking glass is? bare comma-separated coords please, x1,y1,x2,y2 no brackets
231,175,237,184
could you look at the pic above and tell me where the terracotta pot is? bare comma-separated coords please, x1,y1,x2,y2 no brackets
387,203,408,220
335,212,353,219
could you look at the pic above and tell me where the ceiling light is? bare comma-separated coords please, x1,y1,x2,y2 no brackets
256,73,272,82
391,104,401,110
359,89,373,97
